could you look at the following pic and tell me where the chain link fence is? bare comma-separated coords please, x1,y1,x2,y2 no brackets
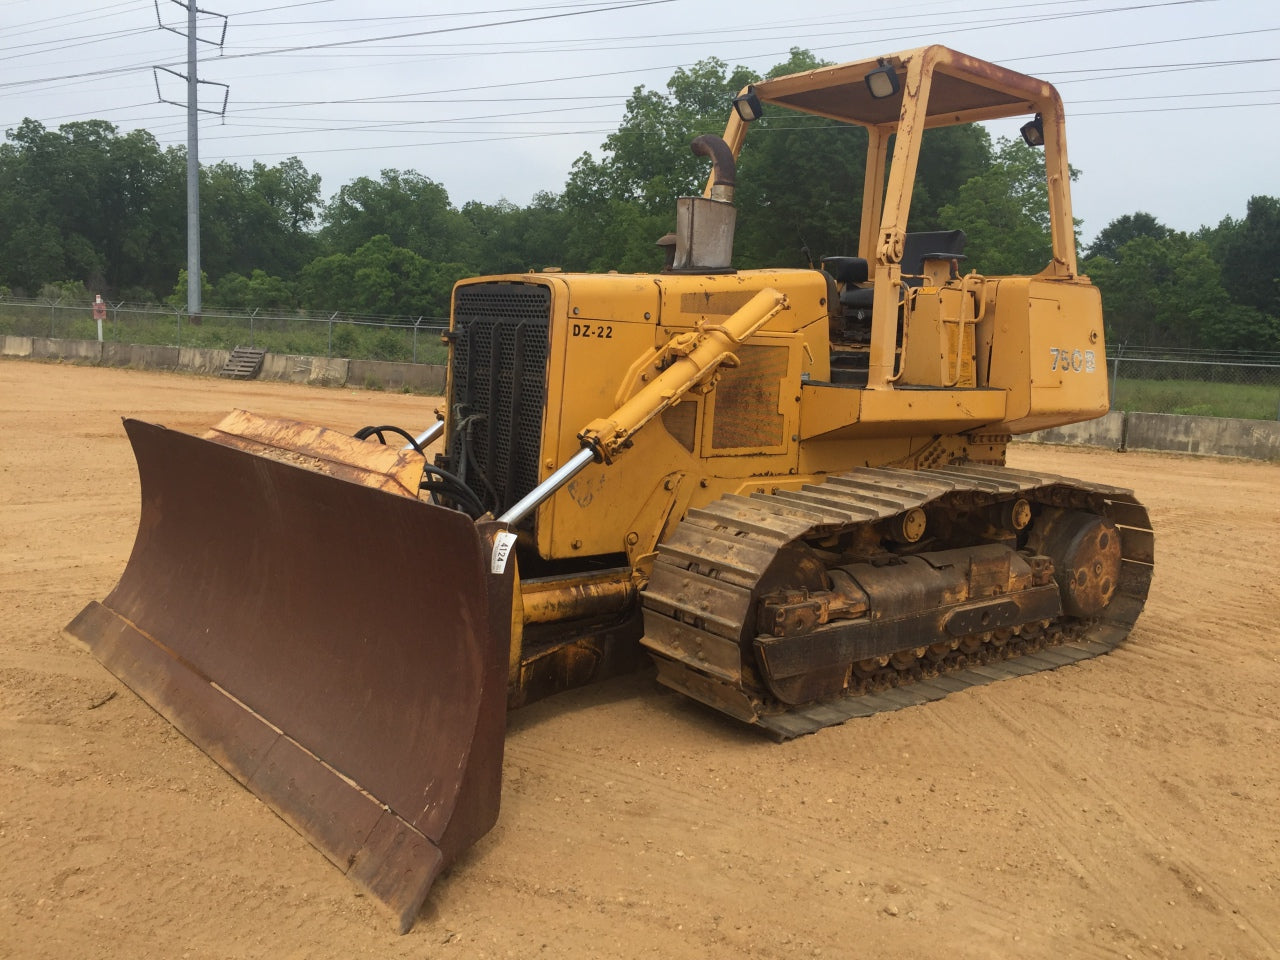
5,295,1279,421
1109,347,1280,421
0,295,450,365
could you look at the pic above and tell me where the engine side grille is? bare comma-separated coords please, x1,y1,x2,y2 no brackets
446,282,551,517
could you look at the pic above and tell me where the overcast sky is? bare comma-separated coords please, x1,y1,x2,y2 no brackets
2,0,1277,242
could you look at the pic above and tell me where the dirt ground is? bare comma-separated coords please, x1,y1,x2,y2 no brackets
2,359,1278,960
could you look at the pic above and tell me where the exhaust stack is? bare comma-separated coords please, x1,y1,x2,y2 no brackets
672,135,737,271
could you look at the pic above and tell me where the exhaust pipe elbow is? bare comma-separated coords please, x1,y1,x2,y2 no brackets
691,135,735,203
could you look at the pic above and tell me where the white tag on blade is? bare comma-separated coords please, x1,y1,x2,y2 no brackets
491,531,518,574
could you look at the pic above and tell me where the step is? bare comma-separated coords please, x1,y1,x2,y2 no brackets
219,346,266,380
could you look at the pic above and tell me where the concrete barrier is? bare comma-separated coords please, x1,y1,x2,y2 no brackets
347,359,446,393
101,342,180,369
179,346,232,375
1023,409,1280,461
307,357,349,387
101,342,132,366
259,353,349,386
1124,411,1280,461
32,337,101,362
130,344,181,370
1026,411,1126,449
1,335,33,357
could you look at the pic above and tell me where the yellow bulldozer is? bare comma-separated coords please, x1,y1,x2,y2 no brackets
67,46,1153,932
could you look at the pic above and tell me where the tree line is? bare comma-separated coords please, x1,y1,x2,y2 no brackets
1,49,1275,350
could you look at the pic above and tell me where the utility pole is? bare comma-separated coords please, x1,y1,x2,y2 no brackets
186,0,199,318
154,0,228,319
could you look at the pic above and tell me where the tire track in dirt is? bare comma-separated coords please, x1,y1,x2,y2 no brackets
502,705,1119,957
972,695,1217,954
1081,753,1280,958
975,675,1279,958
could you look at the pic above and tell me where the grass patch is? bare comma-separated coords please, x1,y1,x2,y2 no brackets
1112,377,1280,420
0,304,447,366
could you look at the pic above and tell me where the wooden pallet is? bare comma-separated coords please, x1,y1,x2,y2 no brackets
219,346,266,380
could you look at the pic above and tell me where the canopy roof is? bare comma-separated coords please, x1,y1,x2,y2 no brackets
751,45,1057,129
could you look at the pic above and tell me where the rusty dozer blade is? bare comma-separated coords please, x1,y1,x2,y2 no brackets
65,418,514,933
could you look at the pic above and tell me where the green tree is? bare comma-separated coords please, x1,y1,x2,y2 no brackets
908,126,995,232
557,48,995,273
1084,233,1273,350
1204,195,1280,321
560,56,758,272
578,57,758,212
167,269,214,310
111,132,187,293
0,119,317,300
1086,211,1170,260
247,270,296,310
462,193,569,273
201,158,322,281
299,234,470,316
731,51,857,267
208,268,294,311
212,272,252,311
0,119,185,293
937,137,1066,275
319,170,477,265
37,279,91,301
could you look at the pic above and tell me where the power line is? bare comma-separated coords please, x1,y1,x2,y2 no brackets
192,23,1280,101
0,0,677,90
2,0,141,41
200,0,679,61
1072,99,1280,115
4,0,1277,162
0,25,159,61
1069,86,1280,102
221,0,1199,50
187,95,1279,163
81,84,1280,150
7,51,1275,135
205,126,620,161
1005,24,1280,63
1052,57,1279,84
235,0,646,26
0,0,1232,91
192,0,1231,63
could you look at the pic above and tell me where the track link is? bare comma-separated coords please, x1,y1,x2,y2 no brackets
641,465,1153,740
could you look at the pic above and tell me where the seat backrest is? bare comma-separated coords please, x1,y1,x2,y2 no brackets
900,230,966,284
820,256,869,285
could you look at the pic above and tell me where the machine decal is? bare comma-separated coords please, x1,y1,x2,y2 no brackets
1049,347,1096,373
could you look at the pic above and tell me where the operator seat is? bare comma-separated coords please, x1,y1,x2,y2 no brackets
832,229,967,317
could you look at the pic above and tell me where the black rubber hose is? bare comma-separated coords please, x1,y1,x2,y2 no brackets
421,464,487,516
464,442,500,513
352,424,485,515
354,424,423,454
420,480,487,518
455,414,500,513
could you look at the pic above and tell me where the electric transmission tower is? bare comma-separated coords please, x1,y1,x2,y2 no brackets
153,0,229,318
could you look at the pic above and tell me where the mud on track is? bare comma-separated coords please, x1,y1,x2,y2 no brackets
2,359,1278,960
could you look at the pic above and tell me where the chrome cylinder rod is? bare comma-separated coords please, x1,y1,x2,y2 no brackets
498,446,597,526
403,420,445,451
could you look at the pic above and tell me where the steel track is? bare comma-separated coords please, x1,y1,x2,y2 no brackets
641,465,1154,740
